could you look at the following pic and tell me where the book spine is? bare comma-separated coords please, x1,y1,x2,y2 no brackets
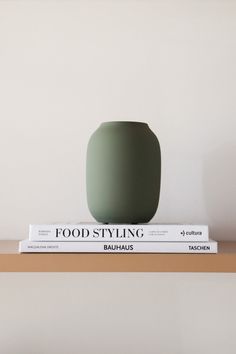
29,224,209,242
19,240,217,254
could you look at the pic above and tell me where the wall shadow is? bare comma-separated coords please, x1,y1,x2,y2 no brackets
203,143,236,241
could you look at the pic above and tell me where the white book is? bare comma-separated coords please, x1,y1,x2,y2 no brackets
19,239,217,254
29,223,209,242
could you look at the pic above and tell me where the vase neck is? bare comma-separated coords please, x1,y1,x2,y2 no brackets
101,121,148,128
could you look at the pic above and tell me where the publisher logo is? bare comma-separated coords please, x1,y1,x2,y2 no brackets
181,230,202,237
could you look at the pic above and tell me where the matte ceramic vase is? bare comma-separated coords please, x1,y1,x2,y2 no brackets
86,121,161,224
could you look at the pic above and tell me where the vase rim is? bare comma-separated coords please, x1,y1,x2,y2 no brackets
101,121,148,127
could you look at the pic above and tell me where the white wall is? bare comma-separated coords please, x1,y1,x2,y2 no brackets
1,0,236,241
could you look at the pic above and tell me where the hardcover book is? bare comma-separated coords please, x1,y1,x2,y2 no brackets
29,223,209,242
19,239,218,254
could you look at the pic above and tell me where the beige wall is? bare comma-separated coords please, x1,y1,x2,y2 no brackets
0,0,236,240
0,272,236,354
1,2,236,354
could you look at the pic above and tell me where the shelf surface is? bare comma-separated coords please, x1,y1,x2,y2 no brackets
0,241,236,272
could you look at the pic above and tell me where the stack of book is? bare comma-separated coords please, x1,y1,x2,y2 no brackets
19,223,218,253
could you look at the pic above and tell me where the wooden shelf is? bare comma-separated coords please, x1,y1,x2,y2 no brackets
0,241,235,272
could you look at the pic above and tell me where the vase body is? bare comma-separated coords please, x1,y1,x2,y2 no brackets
86,121,161,223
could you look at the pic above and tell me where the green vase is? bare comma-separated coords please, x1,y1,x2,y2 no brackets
86,121,161,224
